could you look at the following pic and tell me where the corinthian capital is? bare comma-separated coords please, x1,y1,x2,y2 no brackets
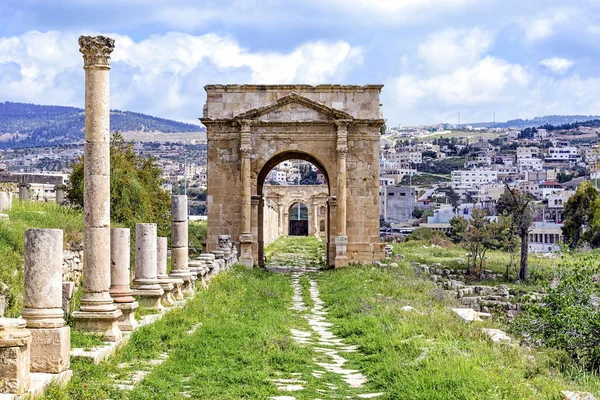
79,35,115,68
336,147,349,158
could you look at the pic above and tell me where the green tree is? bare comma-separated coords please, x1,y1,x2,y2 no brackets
66,133,171,236
449,215,467,243
497,186,534,281
562,181,598,249
463,208,497,275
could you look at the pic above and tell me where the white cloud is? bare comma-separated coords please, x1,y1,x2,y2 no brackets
0,30,362,123
522,8,571,43
417,27,494,72
540,57,574,74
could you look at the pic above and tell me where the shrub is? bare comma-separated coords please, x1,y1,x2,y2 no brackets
406,228,449,242
513,254,600,370
188,220,207,257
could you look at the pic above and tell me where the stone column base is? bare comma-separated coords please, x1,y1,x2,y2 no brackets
158,282,175,307
132,289,164,311
115,301,138,332
334,234,349,267
170,272,194,297
239,234,253,267
0,318,31,395
71,310,123,342
29,326,70,373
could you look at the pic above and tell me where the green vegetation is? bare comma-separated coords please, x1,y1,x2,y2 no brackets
514,254,600,371
41,267,325,399
67,133,171,237
414,157,465,175
264,236,326,268
317,263,600,399
0,201,83,316
188,220,207,257
563,181,600,248
399,173,449,186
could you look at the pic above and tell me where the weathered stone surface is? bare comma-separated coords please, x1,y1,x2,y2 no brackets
0,191,12,211
202,85,382,267
0,318,31,394
171,195,188,222
451,308,491,322
481,328,511,344
171,221,188,248
29,327,70,373
562,391,598,400
109,228,135,303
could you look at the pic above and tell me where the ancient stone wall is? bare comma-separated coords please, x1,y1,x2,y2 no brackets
263,198,279,246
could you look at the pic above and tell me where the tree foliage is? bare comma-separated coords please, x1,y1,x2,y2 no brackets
461,208,499,275
514,254,600,371
497,186,534,281
563,181,599,249
66,133,172,237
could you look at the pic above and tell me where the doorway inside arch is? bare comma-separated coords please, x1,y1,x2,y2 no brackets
258,153,330,268
289,202,309,236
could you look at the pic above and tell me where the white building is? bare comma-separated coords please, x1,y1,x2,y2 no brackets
451,170,498,186
546,147,580,162
517,157,543,172
386,151,423,164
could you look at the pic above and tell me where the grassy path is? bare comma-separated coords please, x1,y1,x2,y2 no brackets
40,236,600,399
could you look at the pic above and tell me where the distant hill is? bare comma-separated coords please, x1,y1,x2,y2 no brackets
0,102,205,148
466,115,600,129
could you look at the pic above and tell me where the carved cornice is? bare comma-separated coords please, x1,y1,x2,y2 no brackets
79,35,115,69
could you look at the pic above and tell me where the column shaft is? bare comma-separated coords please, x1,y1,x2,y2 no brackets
336,155,347,236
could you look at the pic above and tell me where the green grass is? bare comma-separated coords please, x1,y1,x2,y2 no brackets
0,201,84,316
265,236,326,268
70,330,105,350
316,263,600,399
40,266,322,399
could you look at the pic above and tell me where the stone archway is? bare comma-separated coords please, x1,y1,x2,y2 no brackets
202,84,384,267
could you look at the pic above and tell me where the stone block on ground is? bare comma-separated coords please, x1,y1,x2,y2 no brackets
562,391,598,400
481,328,511,344
29,327,70,373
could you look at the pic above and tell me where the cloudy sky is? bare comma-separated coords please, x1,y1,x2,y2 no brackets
1,0,600,126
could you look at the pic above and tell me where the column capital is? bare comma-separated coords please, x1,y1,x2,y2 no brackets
334,119,351,132
79,35,115,69
336,147,349,158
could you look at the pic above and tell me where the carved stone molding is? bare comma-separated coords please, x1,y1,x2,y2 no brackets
79,35,115,68
336,147,349,158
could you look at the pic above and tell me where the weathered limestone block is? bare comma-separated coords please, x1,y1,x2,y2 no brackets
0,191,12,211
171,222,188,248
0,318,31,394
18,183,30,201
562,391,598,400
156,237,175,307
62,282,75,319
132,224,163,311
21,229,70,374
109,228,138,331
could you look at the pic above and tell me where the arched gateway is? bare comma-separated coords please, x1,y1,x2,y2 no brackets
201,85,384,267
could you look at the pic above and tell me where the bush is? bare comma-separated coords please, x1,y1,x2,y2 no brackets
407,228,449,242
513,254,600,370
188,221,207,257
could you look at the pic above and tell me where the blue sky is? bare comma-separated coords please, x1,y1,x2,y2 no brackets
1,0,600,126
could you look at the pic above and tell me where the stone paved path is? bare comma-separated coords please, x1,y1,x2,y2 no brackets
267,264,383,400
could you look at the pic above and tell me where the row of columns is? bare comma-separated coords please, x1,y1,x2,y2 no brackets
16,184,65,203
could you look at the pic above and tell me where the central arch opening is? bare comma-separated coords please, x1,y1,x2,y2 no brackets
257,151,330,268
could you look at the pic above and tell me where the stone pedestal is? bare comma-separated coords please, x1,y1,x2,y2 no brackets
0,192,12,212
109,228,138,332
72,35,122,342
0,318,31,395
55,186,65,205
132,224,163,311
156,237,175,307
18,183,30,202
334,234,349,267
169,196,194,296
239,233,253,267
22,229,70,374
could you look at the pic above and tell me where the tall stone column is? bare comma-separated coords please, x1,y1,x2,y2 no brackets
132,223,164,310
71,35,122,342
18,183,30,201
169,195,194,295
109,228,138,332
335,120,350,267
22,229,70,373
239,121,253,266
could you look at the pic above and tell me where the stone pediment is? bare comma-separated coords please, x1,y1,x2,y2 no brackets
235,92,352,122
